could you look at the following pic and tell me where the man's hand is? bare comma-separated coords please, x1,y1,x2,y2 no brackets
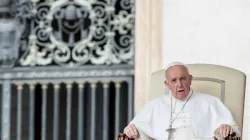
217,124,233,138
123,124,140,139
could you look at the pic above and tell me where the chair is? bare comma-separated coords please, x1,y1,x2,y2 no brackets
117,64,245,140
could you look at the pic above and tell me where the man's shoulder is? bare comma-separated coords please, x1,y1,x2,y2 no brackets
192,92,221,103
143,96,165,108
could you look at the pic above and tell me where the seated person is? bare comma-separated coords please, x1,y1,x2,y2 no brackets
123,62,240,140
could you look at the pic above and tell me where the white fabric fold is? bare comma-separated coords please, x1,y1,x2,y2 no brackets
130,92,239,140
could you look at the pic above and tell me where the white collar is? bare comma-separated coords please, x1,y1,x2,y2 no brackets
170,88,193,103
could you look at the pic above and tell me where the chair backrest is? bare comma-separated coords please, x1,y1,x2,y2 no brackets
149,64,246,132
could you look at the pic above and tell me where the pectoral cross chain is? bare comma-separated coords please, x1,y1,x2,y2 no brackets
166,125,176,140
166,92,193,140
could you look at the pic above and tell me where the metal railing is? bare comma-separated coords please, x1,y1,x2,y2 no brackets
0,67,134,140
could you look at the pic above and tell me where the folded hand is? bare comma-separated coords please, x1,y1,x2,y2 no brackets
218,124,233,138
123,124,139,139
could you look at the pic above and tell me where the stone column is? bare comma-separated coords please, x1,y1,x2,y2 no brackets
135,0,163,113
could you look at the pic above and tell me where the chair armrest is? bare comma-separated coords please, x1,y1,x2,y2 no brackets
214,132,240,140
117,132,241,140
117,133,135,140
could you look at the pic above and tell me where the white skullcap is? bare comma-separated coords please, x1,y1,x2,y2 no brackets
165,62,186,72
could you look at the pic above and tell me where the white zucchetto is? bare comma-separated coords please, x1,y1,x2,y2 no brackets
165,62,186,72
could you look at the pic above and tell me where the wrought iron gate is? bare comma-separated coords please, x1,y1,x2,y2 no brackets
0,0,135,140
1,67,134,140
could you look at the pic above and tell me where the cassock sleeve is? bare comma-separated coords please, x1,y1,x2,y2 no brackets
137,128,153,140
232,125,241,137
130,100,156,139
210,97,241,138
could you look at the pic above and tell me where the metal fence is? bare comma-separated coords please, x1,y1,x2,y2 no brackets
0,0,135,139
0,67,134,140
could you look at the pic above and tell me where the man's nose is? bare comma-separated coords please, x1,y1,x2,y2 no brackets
177,80,183,87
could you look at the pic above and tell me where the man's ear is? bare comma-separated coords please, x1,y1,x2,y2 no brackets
164,80,170,88
164,80,167,86
189,75,193,84
190,75,193,80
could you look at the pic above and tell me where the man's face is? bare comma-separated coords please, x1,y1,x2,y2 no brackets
164,65,192,100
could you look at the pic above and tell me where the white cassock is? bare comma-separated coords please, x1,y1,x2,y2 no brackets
130,90,240,140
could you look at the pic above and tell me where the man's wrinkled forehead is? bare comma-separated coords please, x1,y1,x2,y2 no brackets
165,62,190,80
